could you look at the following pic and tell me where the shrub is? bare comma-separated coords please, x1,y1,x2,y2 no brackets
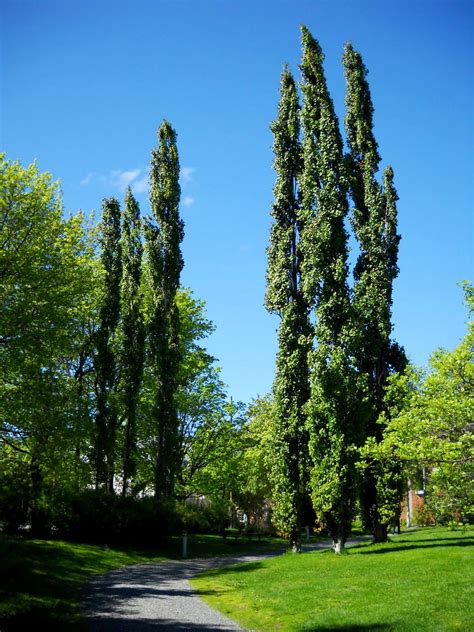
177,499,229,534
51,490,181,546
413,504,435,527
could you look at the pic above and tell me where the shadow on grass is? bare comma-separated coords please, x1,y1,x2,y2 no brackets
1,611,74,632
92,621,397,632
392,535,473,545
304,625,396,631
196,560,264,578
170,534,286,559
0,536,170,630
352,536,474,555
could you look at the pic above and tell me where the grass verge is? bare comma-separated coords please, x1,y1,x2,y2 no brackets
0,536,168,631
191,527,474,631
0,532,286,630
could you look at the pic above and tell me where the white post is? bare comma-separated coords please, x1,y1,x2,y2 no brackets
182,531,188,558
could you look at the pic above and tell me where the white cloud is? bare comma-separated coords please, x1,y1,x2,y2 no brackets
80,172,96,186
111,169,141,191
132,173,149,194
183,196,194,208
180,166,195,184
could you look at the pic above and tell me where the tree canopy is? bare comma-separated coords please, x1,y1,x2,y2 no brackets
360,283,473,522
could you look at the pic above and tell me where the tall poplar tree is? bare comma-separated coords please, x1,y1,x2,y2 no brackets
145,120,184,498
265,67,312,551
343,43,406,541
300,26,358,553
120,187,144,496
95,197,122,491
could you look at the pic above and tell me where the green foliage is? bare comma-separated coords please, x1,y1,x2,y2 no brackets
343,42,406,540
360,283,473,523
299,25,357,551
145,120,185,499
177,499,229,534
174,289,227,497
237,397,274,525
138,282,230,501
265,28,409,550
0,154,99,534
1,150,234,542
120,187,144,495
265,67,311,549
265,67,303,314
50,489,180,545
0,154,96,366
94,197,122,490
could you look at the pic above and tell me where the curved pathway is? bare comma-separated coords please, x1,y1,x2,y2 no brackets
82,538,368,631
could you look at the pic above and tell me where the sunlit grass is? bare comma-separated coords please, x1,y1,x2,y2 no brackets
191,527,474,631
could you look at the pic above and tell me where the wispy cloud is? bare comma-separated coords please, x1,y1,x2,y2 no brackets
111,169,141,191
133,173,149,194
183,196,194,208
80,168,148,195
180,166,195,184
80,172,96,186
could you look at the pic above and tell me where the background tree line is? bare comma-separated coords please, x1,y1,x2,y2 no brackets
0,124,269,542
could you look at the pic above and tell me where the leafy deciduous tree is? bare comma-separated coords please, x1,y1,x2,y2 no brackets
0,154,97,530
361,283,473,523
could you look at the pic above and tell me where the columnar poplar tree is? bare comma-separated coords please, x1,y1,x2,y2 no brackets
265,67,312,552
299,26,358,553
120,187,144,496
145,120,184,498
343,43,406,541
95,197,122,491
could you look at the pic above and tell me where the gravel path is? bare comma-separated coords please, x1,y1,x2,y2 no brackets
82,538,368,631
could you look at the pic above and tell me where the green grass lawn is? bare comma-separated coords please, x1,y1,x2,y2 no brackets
191,527,474,631
0,532,286,631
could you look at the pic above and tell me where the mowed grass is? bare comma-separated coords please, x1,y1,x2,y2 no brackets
191,527,474,631
0,532,286,631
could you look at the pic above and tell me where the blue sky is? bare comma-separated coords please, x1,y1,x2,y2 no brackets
1,0,473,404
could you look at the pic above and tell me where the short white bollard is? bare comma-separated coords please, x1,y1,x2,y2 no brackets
182,530,188,559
